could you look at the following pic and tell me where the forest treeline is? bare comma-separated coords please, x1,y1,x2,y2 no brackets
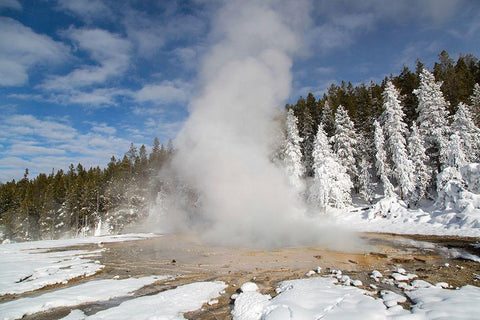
0,138,174,241
1,50,479,241
285,50,480,209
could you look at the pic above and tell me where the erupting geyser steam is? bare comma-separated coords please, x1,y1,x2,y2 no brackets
149,0,355,248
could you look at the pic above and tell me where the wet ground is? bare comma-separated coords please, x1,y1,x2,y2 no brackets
23,233,480,320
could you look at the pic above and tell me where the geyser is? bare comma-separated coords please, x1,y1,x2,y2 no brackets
150,0,356,248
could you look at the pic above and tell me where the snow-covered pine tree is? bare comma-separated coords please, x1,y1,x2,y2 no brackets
408,123,430,204
321,99,334,137
358,156,375,204
331,105,358,187
309,124,352,209
444,132,467,169
413,68,450,175
450,102,480,162
284,108,305,191
374,120,395,198
471,83,480,127
381,81,414,200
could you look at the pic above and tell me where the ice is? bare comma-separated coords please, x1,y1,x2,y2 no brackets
0,233,158,295
88,281,227,320
0,276,168,320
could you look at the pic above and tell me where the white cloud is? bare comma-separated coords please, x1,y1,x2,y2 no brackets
41,28,131,91
56,0,112,22
0,0,21,11
122,7,206,58
0,18,69,86
0,114,135,182
134,80,191,105
89,122,117,135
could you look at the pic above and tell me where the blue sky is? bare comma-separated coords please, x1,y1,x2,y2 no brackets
0,0,479,182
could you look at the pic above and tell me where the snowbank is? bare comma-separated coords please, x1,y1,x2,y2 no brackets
0,276,168,320
87,281,227,319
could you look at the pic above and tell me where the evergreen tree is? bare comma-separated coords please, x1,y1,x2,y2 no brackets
284,109,305,191
408,123,430,204
444,132,466,169
450,102,480,162
414,68,450,175
374,120,395,197
331,105,358,188
309,124,352,209
358,156,375,204
320,99,334,137
470,83,480,127
381,81,414,199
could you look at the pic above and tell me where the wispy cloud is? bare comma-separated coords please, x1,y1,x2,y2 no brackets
0,18,69,86
41,27,132,91
0,0,21,11
0,114,134,181
56,0,113,22
134,80,192,105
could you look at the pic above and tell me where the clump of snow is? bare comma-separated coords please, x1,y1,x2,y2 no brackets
208,299,219,305
370,270,383,282
0,276,168,320
339,275,351,285
305,270,316,277
395,267,406,274
391,272,417,282
240,282,259,293
380,290,407,308
351,279,363,287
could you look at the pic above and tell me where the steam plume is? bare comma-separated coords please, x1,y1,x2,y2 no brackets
151,0,354,248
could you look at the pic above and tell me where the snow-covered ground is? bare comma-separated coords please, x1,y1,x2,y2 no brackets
0,276,168,320
232,272,480,320
1,232,479,319
0,233,157,295
329,196,480,237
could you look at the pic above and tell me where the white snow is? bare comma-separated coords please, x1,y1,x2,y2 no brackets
232,277,480,319
0,276,168,320
0,233,158,295
380,290,407,308
233,277,387,320
330,195,480,237
240,282,260,293
407,284,480,319
391,272,417,281
88,281,227,320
